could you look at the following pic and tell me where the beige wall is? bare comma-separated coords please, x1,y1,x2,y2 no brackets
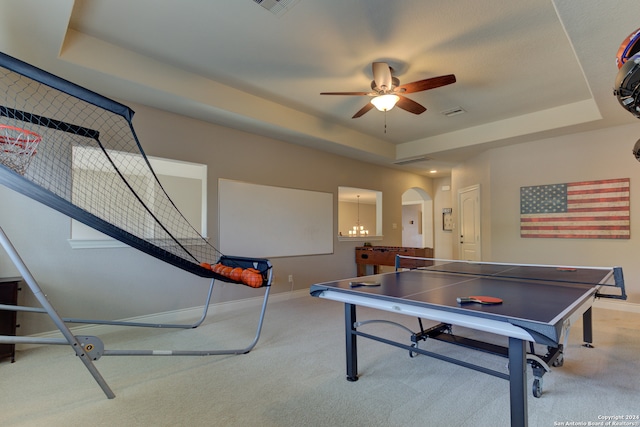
452,122,640,303
433,176,454,259
0,101,434,335
4,100,639,336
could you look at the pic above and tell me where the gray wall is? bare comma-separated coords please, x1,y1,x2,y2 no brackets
0,101,434,335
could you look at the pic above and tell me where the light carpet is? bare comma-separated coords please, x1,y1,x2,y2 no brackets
0,294,638,427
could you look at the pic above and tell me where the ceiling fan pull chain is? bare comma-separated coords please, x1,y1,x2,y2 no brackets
384,110,388,134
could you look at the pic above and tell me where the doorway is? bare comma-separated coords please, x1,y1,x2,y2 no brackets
458,184,481,261
401,188,433,249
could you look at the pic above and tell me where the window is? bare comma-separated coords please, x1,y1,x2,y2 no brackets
68,147,207,248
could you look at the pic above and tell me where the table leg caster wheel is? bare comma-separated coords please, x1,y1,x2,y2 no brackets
532,378,543,398
409,343,419,358
552,353,564,367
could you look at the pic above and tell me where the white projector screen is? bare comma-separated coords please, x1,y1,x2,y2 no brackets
218,179,333,258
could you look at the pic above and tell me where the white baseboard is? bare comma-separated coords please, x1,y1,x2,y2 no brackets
16,288,309,351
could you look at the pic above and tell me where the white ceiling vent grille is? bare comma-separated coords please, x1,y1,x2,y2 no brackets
253,0,300,15
393,156,432,166
441,106,466,117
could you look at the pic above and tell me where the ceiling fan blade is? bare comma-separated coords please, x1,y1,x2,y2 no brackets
397,74,456,94
396,95,427,115
352,103,375,118
320,91,372,96
372,62,392,91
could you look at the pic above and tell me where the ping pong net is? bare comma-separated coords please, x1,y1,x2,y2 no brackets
394,256,627,300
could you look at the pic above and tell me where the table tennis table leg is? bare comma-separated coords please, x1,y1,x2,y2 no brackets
509,337,528,427
582,307,594,347
345,303,359,381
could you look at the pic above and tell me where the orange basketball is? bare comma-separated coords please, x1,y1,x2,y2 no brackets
229,267,244,281
241,268,263,288
200,262,212,270
212,263,224,273
220,266,233,277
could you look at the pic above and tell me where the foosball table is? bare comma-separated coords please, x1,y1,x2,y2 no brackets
355,246,434,276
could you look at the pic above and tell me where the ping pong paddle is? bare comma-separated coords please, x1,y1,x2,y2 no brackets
457,296,503,305
349,281,381,288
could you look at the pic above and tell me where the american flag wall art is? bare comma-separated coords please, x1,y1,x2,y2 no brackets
520,178,630,239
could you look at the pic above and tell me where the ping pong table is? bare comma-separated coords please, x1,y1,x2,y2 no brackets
309,257,627,427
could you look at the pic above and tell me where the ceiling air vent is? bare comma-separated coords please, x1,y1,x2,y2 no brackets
441,106,466,117
393,156,431,166
253,0,299,15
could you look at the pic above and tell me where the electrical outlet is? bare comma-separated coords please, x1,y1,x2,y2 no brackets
288,275,293,283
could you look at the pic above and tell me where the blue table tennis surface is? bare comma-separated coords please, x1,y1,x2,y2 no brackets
309,260,622,427
310,261,614,344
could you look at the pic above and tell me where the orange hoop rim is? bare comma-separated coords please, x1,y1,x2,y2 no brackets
0,124,42,146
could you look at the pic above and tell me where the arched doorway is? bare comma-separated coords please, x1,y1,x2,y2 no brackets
401,187,433,249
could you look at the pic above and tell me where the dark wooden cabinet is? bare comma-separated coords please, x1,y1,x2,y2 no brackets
0,277,20,363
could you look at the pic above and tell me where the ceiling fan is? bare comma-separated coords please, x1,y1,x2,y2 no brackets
321,62,456,118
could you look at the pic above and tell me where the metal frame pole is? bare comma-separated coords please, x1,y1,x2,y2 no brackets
345,303,358,381
508,337,528,427
0,226,115,398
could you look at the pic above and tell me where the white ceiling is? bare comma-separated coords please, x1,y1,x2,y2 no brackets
1,0,640,177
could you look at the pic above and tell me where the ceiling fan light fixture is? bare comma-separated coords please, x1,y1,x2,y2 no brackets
371,94,400,111
320,62,455,118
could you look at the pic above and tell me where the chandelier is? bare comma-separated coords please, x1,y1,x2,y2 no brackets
348,195,369,237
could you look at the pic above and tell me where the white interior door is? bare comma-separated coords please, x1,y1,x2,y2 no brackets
458,185,481,261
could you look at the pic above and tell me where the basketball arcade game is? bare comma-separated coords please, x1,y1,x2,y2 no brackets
0,52,273,398
310,256,627,427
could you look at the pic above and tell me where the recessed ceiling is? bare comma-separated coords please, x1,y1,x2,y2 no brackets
1,0,639,177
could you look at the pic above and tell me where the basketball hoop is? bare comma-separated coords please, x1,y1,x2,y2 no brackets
0,124,42,175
